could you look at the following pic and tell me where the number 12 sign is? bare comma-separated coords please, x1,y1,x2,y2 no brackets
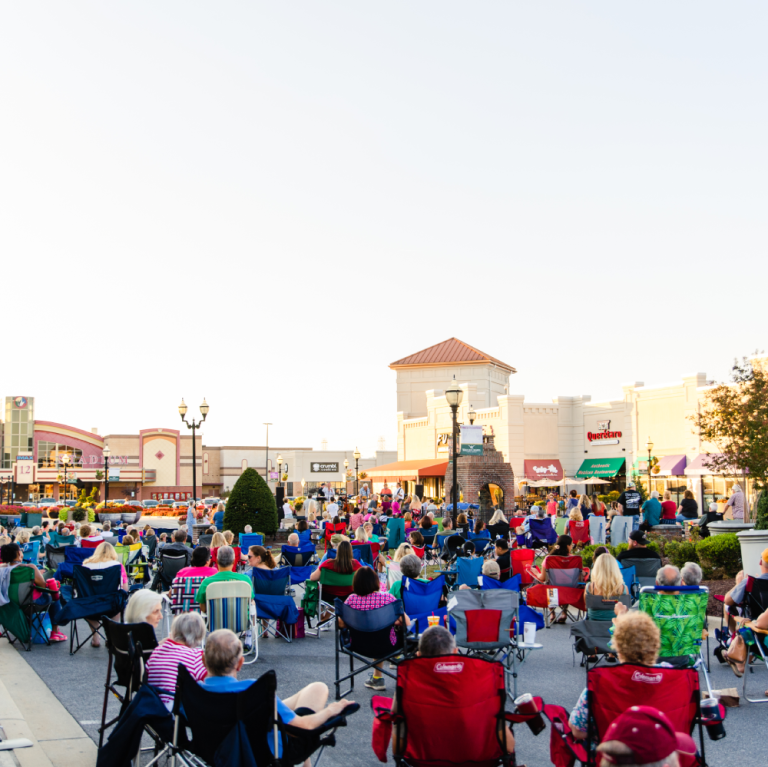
15,459,35,484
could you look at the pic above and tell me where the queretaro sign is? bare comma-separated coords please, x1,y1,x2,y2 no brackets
310,462,339,473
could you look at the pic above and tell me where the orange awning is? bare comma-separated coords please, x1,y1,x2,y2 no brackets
363,459,448,482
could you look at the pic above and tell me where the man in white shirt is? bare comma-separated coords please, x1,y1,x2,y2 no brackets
394,483,404,503
326,497,339,518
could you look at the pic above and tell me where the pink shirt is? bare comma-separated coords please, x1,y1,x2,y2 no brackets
175,566,218,579
349,513,364,531
147,639,206,708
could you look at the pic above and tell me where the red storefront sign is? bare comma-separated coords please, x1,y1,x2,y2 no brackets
523,459,563,481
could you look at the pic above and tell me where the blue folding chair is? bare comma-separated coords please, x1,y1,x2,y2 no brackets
350,543,374,568
21,541,40,564
620,565,638,601
401,574,447,634
371,523,383,537
239,533,265,549
481,574,521,591
297,529,312,546
251,567,298,641
280,544,316,568
54,547,94,580
469,532,492,556
456,557,484,588
528,518,558,547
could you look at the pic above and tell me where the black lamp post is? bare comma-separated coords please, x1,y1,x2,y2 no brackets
179,398,209,503
277,454,283,489
445,377,463,516
60,453,70,504
103,445,111,507
263,423,272,486
354,447,361,496
468,405,476,425
646,437,654,499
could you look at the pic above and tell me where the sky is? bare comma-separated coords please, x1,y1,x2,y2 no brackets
1,2,766,457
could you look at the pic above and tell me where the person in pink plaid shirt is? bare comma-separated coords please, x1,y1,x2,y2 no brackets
342,567,410,691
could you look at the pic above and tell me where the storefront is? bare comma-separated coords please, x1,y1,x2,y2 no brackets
685,454,753,513
518,459,564,503
574,457,627,494
362,459,449,500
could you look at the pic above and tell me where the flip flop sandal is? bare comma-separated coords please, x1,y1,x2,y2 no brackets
725,655,745,678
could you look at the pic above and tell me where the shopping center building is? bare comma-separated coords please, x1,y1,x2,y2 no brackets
365,338,762,512
0,395,393,504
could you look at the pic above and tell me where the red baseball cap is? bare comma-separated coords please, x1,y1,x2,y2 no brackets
597,706,697,765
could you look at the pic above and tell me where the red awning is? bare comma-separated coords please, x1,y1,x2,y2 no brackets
523,459,563,482
364,459,448,482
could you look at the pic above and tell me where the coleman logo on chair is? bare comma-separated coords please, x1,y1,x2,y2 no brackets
631,670,663,685
433,662,464,674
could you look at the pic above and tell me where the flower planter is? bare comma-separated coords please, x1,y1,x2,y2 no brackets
736,528,768,578
121,510,143,525
99,513,123,524
707,521,754,537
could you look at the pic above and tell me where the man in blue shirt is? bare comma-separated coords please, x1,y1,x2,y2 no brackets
641,490,662,528
202,629,355,762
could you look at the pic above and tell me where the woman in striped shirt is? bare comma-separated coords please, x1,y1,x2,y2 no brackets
146,612,207,709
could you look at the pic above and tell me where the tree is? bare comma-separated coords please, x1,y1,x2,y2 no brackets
223,468,278,536
691,356,768,520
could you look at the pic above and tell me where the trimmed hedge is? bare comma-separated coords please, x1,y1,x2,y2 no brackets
580,540,660,569
223,468,278,536
696,533,742,579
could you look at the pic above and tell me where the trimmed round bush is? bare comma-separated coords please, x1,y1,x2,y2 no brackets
223,468,278,536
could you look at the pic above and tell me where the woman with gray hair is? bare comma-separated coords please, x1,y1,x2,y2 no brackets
146,612,207,708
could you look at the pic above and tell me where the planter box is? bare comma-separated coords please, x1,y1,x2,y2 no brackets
736,529,768,578
98,513,123,524
708,521,755,537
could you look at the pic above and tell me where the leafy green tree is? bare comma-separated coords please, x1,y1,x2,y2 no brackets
755,490,768,532
223,468,278,536
691,356,768,521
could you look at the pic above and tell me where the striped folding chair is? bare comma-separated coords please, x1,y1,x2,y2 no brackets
170,576,206,615
206,580,258,663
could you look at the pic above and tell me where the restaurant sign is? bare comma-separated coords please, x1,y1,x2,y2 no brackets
587,419,622,443
310,462,339,473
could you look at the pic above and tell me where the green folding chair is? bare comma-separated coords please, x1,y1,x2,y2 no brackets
305,569,355,637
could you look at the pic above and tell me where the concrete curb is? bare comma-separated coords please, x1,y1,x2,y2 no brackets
0,642,97,767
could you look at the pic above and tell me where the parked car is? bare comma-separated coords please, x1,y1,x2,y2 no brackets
125,500,142,508
204,497,221,508
172,502,188,509
37,497,58,507
60,500,77,507
142,500,160,509
22,502,38,508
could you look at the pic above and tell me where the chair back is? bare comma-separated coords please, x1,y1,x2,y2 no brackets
21,541,40,564
197,534,214,548
588,516,606,545
545,555,583,588
639,587,708,659
569,520,590,545
297,529,312,546
73,563,122,597
401,574,444,616
56,534,77,547
350,542,374,567
587,664,702,749
481,574,521,591
511,549,535,584
393,656,511,767
487,521,510,542
609,515,634,546
745,576,768,620
318,568,355,600
420,530,437,546
251,566,291,596
159,552,189,586
239,533,264,549
45,545,67,571
450,589,519,650
371,522,382,537
206,580,254,633
335,599,405,657
585,591,631,615
619,565,636,594
456,557,484,588
530,518,558,545
64,547,93,567
102,617,158,688
386,517,406,550
81,538,102,549
620,556,662,588
170,575,206,614
281,544,316,567
174,665,276,767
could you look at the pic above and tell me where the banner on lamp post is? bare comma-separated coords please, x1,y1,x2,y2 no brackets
460,425,483,456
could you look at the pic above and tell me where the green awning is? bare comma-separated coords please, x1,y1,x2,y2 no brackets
575,457,625,478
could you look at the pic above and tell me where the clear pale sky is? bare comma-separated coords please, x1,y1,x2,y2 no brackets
2,2,765,457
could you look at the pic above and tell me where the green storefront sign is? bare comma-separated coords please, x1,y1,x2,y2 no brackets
575,457,625,478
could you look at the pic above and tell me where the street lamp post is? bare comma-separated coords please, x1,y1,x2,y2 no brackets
468,405,476,425
277,454,283,489
179,398,209,503
445,377,464,516
60,453,70,504
264,423,272,486
103,445,111,507
646,437,654,499
301,478,305,498
354,447,361,496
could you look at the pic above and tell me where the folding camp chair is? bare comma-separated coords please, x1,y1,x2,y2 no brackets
21,541,40,564
609,515,636,546
205,580,258,663
44,544,67,573
170,576,206,615
526,555,588,627
569,520,590,548
449,588,524,698
59,565,128,656
528,518,557,549
0,579,57,652
166,665,359,767
305,569,356,637
588,516,606,545
487,521,510,543
98,618,158,748
334,599,407,699
619,564,638,601
740,623,768,704
640,585,713,697
621,556,662,589
511,548,535,585
470,533,493,557
252,567,299,642
280,543,317,568
401,574,446,632
351,542,374,568
374,655,520,767
570,593,631,667
386,517,406,552
238,532,264,549
456,556,484,589
152,552,189,591
324,522,347,550
481,574,521,591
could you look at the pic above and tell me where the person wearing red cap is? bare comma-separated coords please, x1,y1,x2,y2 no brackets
597,705,697,767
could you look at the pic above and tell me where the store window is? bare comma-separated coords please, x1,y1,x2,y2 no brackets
37,442,84,468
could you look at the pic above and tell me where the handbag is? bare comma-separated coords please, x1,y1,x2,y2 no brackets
724,631,747,677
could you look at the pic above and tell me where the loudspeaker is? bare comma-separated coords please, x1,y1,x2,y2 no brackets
415,484,424,499
275,486,285,519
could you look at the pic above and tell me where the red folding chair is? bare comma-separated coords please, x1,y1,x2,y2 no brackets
511,549,535,585
543,663,713,767
526,555,588,625
324,522,347,550
569,520,590,547
372,655,535,766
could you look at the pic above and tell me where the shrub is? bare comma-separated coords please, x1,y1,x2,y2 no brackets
665,540,698,569
48,509,60,519
755,490,768,532
71,507,87,523
696,533,742,579
58,509,68,522
223,468,278,536
607,491,620,503
580,544,600,568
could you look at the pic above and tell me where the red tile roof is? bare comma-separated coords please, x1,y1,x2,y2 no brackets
389,338,515,373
